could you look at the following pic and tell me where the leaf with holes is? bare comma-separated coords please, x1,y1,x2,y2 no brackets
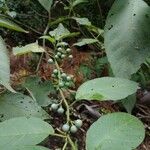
104,0,150,78
76,77,138,101
0,17,28,33
86,112,145,150
0,92,49,121
0,36,16,93
0,117,54,149
23,76,55,106
38,0,53,12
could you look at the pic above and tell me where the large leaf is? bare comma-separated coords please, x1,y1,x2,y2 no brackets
0,17,28,33
0,117,54,149
86,112,145,150
13,42,45,55
10,146,49,150
104,0,150,78
38,0,53,12
76,77,138,101
0,36,15,92
0,92,49,121
23,76,55,106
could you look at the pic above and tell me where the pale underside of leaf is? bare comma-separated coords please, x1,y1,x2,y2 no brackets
104,0,150,78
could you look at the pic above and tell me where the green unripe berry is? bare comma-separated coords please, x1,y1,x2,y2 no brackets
68,55,73,59
66,48,71,52
66,76,72,81
58,47,62,51
51,73,56,78
61,54,66,58
53,69,58,74
57,106,65,114
48,58,53,64
57,52,62,56
61,73,67,78
74,119,83,128
70,125,78,133
55,55,59,59
59,82,64,87
62,124,70,132
65,82,70,87
51,103,59,110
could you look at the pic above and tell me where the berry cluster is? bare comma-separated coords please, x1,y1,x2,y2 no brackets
54,42,73,60
51,68,73,88
62,119,83,133
50,103,65,114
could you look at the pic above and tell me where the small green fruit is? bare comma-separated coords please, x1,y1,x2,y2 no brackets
48,58,53,64
57,52,62,56
74,119,83,128
66,48,71,52
51,103,59,110
70,125,78,133
62,124,70,132
65,82,70,87
53,69,58,74
51,73,56,78
58,47,62,51
61,54,66,58
55,55,59,59
68,55,73,59
57,106,65,114
61,73,67,78
59,82,64,87
66,76,72,81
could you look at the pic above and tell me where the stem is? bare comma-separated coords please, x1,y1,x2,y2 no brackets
67,135,77,150
62,138,68,150
59,88,70,123
36,12,51,73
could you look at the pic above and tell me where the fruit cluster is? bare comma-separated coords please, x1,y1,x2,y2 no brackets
62,119,83,133
50,103,65,114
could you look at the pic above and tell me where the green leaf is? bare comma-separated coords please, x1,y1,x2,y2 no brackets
0,117,54,149
72,17,91,26
121,94,136,114
0,92,50,121
13,42,45,55
72,0,88,8
0,17,28,33
73,38,98,47
0,36,16,93
104,0,150,78
49,23,71,40
23,76,55,106
38,0,53,12
40,36,56,45
76,77,138,101
11,146,49,150
86,112,145,150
